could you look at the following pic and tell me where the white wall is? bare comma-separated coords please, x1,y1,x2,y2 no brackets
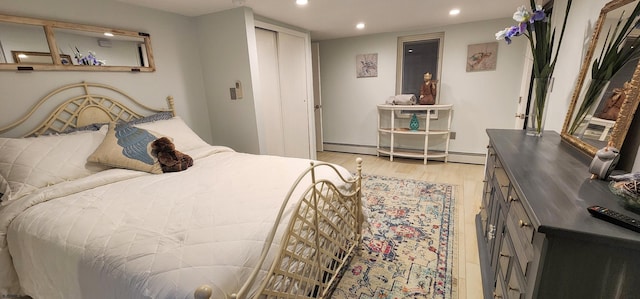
195,7,261,154
318,0,638,163
0,0,212,144
4,0,637,167
319,19,527,155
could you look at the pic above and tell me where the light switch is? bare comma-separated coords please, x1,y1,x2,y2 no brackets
230,88,237,100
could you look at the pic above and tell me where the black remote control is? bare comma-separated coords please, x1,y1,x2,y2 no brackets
587,205,640,233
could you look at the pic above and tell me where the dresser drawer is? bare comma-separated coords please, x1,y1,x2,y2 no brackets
494,269,506,299
498,230,514,282
486,146,497,176
506,199,534,276
493,159,509,200
506,185,519,206
480,181,492,233
506,262,526,299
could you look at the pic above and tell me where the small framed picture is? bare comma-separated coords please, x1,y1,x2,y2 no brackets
356,53,378,78
466,42,498,72
60,54,73,65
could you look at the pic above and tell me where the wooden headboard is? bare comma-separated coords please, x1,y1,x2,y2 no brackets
0,81,175,137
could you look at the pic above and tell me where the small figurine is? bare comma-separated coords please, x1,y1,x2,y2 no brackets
595,81,630,121
589,142,620,180
419,72,437,105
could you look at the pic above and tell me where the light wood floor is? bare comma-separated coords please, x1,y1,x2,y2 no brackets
316,151,485,299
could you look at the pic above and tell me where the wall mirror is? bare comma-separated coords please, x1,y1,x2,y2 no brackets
12,51,72,64
561,0,640,156
395,32,444,119
0,13,154,72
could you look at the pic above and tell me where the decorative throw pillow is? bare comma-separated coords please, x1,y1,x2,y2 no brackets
88,123,164,174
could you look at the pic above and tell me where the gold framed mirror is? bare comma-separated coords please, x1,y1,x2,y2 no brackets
561,0,640,156
0,13,155,72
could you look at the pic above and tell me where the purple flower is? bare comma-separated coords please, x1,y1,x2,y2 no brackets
496,25,523,45
518,22,528,35
532,9,546,22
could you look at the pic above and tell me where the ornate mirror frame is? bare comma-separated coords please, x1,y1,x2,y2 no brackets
561,0,640,156
0,13,155,72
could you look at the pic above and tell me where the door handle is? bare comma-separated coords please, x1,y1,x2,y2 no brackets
314,104,322,110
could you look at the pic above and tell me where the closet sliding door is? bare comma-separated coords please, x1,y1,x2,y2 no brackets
255,24,314,159
255,28,285,156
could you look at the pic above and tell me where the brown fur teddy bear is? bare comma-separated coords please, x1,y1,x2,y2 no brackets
151,137,193,173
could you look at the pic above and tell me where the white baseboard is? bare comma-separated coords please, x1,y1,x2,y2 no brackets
322,143,486,165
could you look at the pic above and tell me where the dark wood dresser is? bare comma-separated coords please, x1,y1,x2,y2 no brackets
476,129,640,299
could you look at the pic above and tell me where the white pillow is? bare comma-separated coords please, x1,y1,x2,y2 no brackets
0,126,108,202
133,116,210,151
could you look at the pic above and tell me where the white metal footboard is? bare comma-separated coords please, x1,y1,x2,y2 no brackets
195,158,363,299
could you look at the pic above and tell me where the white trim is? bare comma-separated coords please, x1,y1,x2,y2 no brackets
322,143,485,165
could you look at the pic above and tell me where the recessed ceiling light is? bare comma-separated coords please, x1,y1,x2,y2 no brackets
104,32,114,37
356,22,365,30
449,9,460,16
296,0,308,5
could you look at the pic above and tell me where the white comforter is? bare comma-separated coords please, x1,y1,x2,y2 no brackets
0,146,352,299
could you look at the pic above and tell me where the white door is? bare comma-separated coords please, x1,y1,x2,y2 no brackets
278,32,311,159
255,26,313,159
515,46,534,129
311,42,323,151
256,28,285,156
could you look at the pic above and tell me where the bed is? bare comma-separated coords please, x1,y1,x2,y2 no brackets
0,82,364,299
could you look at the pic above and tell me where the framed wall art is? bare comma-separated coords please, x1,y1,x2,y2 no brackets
466,42,498,72
356,53,378,78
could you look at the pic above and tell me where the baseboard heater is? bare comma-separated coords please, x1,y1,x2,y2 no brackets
322,142,486,165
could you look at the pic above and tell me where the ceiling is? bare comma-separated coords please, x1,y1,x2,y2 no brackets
116,0,526,40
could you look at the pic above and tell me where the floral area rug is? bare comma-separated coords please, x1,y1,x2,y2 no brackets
331,175,456,299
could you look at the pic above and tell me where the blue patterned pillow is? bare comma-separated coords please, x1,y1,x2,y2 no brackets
62,123,108,134
87,122,164,174
122,111,173,126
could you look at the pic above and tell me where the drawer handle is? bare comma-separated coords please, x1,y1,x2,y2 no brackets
508,196,518,202
519,220,530,227
499,252,510,258
500,184,509,188
508,286,520,292
493,292,502,298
